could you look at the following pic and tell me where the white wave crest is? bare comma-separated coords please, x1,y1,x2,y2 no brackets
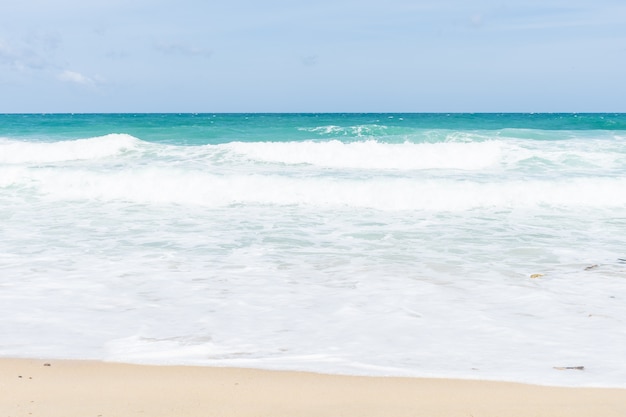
298,124,389,136
222,140,503,170
0,134,141,164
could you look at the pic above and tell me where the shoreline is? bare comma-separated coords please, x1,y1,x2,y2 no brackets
2,358,625,417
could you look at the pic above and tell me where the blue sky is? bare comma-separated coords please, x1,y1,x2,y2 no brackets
1,0,625,112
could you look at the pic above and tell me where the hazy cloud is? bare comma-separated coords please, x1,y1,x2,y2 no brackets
0,39,48,70
106,50,130,60
0,40,13,63
24,31,62,51
58,70,99,85
155,41,213,59
469,13,484,27
301,55,318,67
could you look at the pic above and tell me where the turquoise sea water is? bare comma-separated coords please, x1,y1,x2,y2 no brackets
1,113,625,387
4,113,626,144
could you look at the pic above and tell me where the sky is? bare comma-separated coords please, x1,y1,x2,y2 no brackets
1,0,625,113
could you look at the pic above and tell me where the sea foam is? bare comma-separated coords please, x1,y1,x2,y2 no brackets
0,134,140,164
5,168,624,211
222,140,503,170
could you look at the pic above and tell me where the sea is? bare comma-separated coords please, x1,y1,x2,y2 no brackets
1,113,625,387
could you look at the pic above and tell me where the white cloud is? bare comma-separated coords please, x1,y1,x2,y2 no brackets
58,70,97,85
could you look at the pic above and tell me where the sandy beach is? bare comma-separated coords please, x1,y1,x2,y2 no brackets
1,358,625,417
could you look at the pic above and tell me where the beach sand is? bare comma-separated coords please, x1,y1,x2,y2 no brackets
1,358,625,417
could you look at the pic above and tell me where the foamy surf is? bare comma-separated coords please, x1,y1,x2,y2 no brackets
221,140,504,170
1,113,625,388
5,169,626,210
0,133,141,164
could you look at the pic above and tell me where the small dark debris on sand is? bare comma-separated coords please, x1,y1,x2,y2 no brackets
553,366,585,371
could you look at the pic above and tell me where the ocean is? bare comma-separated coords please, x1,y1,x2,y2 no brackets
1,113,625,387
